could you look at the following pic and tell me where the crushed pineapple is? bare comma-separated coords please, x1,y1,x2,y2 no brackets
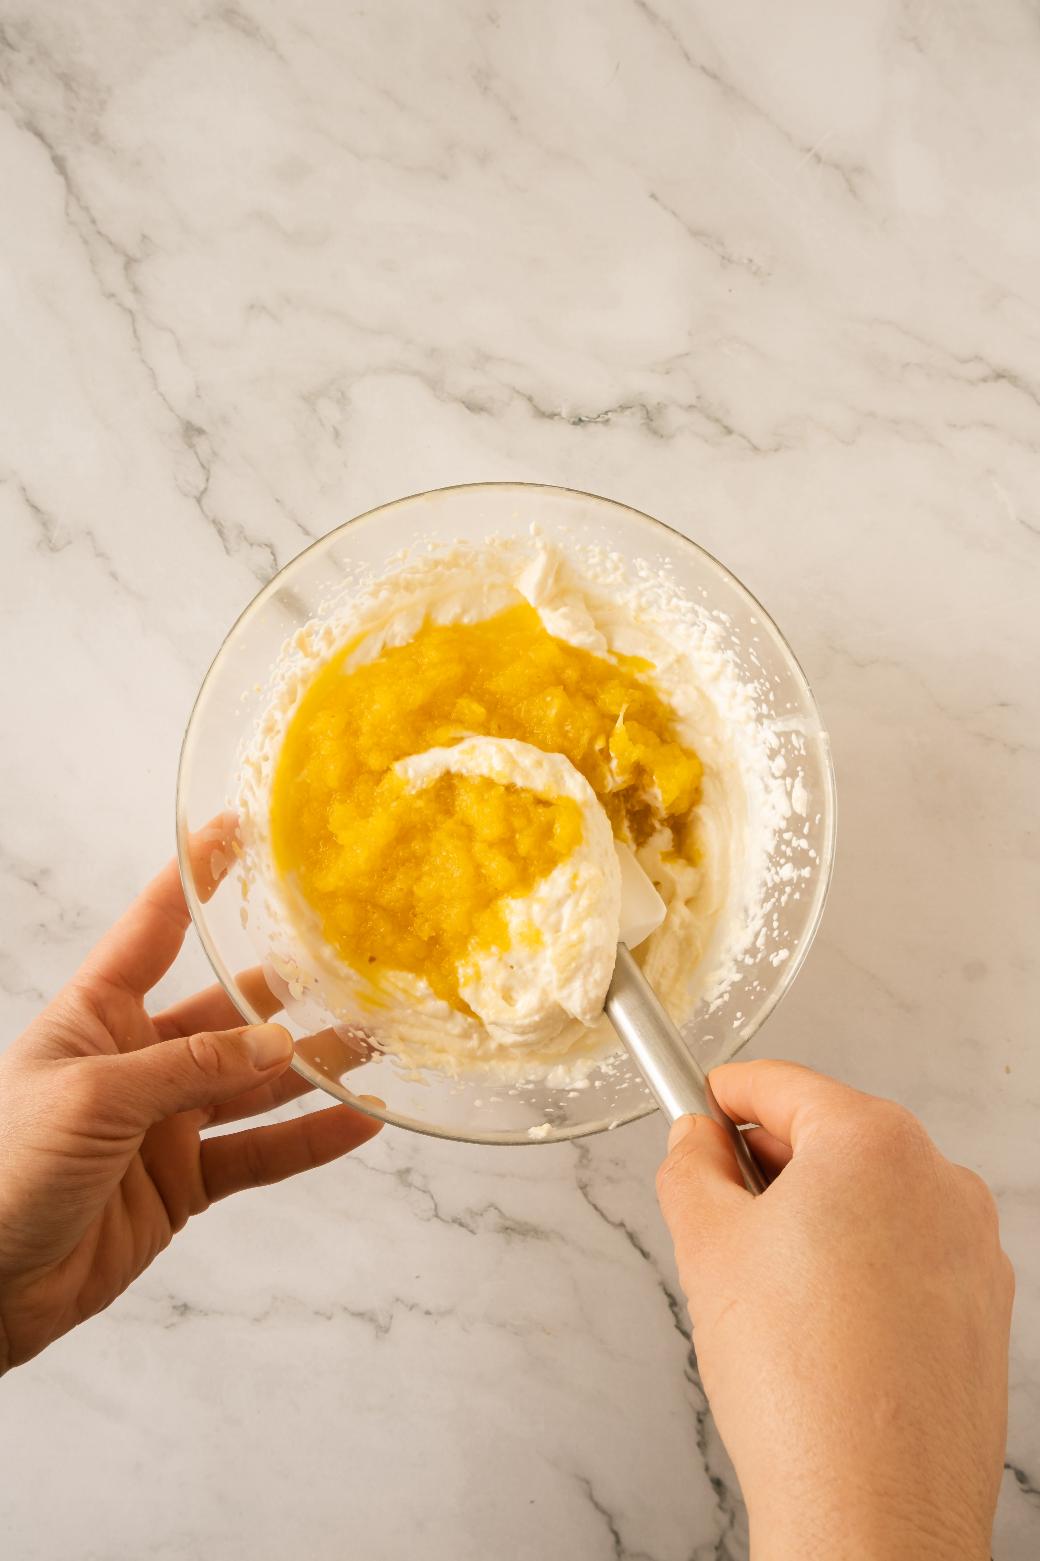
270,603,703,1009
277,768,580,1011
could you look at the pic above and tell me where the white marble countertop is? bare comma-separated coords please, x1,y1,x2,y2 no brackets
2,2,1038,1556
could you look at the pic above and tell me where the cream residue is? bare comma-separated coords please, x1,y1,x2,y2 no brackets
237,532,792,1084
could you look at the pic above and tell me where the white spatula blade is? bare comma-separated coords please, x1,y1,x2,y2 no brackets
615,842,666,949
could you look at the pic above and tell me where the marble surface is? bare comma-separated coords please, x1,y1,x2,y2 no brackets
1,1,1038,1555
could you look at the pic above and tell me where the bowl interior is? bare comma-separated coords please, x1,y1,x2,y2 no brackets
177,483,835,1145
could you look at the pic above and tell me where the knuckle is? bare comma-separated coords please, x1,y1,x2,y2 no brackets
185,1030,226,1078
956,1164,997,1214
654,1156,676,1207
238,1130,270,1191
859,1099,929,1158
756,1057,804,1075
655,1150,692,1212
952,1166,1004,1242
744,1057,805,1086
67,1058,109,1120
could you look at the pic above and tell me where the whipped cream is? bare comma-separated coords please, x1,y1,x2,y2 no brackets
396,738,620,1051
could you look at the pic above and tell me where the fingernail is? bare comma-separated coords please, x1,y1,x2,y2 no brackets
244,1023,293,1069
357,1094,386,1110
668,1115,698,1152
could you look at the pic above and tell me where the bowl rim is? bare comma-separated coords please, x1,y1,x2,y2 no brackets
177,480,837,1146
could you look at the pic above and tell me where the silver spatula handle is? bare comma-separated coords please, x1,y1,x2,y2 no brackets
605,945,767,1196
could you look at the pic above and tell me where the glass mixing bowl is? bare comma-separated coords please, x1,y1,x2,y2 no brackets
177,482,836,1145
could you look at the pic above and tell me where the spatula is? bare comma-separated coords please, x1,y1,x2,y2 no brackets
609,845,766,1194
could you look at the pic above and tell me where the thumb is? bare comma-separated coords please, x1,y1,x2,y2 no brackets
656,1114,750,1264
108,1024,294,1127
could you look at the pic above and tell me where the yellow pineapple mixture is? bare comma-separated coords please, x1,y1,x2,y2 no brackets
270,603,703,1010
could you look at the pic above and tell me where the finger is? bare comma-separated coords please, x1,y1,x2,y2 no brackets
741,1126,792,1179
83,813,237,997
95,1023,294,1129
200,1100,384,1202
204,1065,315,1127
152,965,282,1040
656,1114,751,1256
205,1026,370,1127
708,1059,871,1153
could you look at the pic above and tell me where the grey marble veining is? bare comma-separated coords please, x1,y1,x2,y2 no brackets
1,2,1038,1556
